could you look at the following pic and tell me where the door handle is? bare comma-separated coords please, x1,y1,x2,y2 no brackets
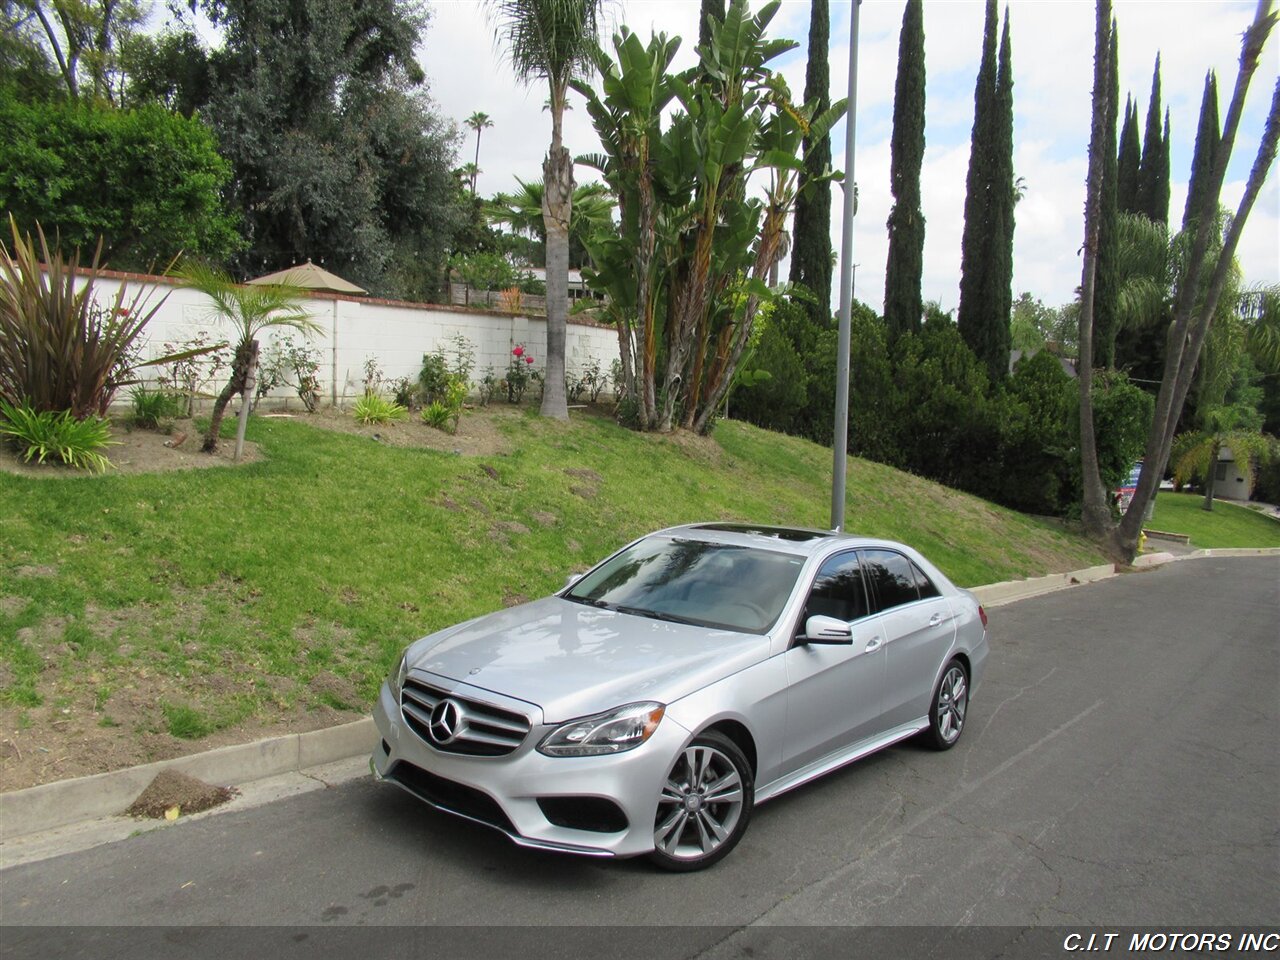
929,614,944,626
865,635,882,653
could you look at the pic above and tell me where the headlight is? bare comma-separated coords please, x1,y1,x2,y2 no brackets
390,648,410,701
537,702,666,757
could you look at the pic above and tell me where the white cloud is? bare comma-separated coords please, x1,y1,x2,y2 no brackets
420,0,1280,313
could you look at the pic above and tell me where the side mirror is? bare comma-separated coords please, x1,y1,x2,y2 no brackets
564,572,583,589
801,615,853,645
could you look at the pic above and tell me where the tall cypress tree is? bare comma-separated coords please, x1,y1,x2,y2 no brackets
1183,71,1220,232
1136,55,1166,223
1116,97,1141,214
883,0,926,339
957,0,999,372
1092,20,1120,368
1156,109,1171,224
989,9,1015,378
788,0,833,326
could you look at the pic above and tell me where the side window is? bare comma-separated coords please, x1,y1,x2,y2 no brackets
911,561,940,599
862,549,920,612
802,552,870,626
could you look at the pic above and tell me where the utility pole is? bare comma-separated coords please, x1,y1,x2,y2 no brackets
831,0,861,531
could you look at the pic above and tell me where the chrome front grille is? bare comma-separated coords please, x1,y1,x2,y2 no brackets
400,677,531,756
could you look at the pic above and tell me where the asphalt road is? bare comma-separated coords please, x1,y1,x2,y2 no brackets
2,557,1277,958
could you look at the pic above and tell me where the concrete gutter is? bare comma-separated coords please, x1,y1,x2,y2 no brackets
0,718,373,843
2,548,1277,853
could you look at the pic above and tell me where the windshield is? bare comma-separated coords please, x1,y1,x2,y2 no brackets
564,537,805,634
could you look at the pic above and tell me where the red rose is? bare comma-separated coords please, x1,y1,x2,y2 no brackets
525,356,534,365
512,345,524,357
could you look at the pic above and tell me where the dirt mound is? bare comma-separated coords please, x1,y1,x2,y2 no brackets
124,769,238,819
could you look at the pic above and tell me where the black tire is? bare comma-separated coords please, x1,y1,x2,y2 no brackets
925,658,969,751
649,731,754,872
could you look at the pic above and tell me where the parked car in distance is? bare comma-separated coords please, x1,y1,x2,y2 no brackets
372,523,989,870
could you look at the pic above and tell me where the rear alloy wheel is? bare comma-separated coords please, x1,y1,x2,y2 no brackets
649,731,753,872
926,659,969,750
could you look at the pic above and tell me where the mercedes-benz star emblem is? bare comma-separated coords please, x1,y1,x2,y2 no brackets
428,698,465,745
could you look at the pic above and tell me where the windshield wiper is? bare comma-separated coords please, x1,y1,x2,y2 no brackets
613,605,701,626
564,595,611,609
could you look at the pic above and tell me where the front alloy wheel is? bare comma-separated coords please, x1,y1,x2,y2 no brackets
927,659,969,750
649,731,753,872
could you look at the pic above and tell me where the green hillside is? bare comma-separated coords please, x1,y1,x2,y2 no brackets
0,408,1108,786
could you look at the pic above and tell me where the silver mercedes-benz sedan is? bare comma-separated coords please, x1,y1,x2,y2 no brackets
372,523,989,870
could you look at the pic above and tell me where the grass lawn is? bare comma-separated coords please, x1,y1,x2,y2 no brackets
0,406,1109,788
1148,492,1280,549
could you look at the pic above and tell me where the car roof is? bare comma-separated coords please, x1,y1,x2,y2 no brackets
653,522,909,559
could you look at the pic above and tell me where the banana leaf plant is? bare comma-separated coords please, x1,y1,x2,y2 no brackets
574,0,846,434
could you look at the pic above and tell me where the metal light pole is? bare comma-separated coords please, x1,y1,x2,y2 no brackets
831,0,861,531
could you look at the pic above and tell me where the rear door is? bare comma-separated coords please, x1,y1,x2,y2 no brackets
863,549,957,729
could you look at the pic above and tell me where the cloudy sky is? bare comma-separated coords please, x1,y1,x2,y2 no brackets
419,0,1278,315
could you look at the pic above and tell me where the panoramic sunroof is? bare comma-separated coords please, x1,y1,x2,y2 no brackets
693,523,832,542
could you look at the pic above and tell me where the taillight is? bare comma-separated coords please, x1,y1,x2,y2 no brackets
978,605,988,628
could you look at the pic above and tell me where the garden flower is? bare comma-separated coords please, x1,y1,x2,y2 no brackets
525,355,534,364
512,346,524,357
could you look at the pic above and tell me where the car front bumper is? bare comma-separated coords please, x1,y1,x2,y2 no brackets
371,677,691,858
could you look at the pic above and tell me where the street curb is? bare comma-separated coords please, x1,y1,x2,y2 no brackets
0,718,374,842
970,563,1117,607
4,548,1278,846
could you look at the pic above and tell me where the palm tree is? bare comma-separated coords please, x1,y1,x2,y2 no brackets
1171,403,1274,511
485,0,606,421
487,177,614,265
181,263,319,452
465,112,494,196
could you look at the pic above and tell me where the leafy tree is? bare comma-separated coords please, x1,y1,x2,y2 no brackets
196,0,460,301
486,0,607,422
0,97,241,268
956,0,1014,384
883,0,925,340
465,111,494,196
11,0,145,103
0,2,61,99
121,29,210,116
789,0,833,329
179,263,318,453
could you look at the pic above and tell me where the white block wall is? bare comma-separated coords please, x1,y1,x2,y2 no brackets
79,269,620,407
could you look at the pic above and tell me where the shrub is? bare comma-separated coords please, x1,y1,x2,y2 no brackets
416,352,451,406
390,376,417,410
157,331,230,417
274,335,323,412
505,345,537,403
353,391,407,425
130,386,182,429
421,400,455,432
0,218,172,417
0,399,117,472
477,367,498,406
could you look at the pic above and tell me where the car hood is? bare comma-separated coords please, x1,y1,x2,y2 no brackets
405,596,770,722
